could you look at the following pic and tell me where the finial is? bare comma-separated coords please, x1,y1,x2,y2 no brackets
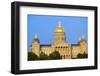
82,35,85,39
58,21,62,27
34,34,38,39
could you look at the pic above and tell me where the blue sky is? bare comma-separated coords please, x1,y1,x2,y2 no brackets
28,15,88,49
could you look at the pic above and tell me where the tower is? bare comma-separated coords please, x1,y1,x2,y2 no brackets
79,36,87,54
32,34,40,57
52,21,70,59
53,21,68,46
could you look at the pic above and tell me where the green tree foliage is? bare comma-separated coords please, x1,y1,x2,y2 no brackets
28,51,62,61
49,51,61,59
77,52,88,58
40,52,50,60
28,52,39,60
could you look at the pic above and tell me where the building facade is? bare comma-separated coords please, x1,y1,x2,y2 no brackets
32,21,87,59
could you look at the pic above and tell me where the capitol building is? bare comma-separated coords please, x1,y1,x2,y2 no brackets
31,21,87,59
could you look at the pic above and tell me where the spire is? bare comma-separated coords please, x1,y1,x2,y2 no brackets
81,35,86,42
33,34,40,43
78,35,86,43
58,21,62,28
82,35,85,39
34,34,38,39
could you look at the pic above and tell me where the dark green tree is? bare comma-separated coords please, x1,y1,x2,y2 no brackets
28,52,39,60
40,52,50,60
49,51,61,60
77,52,88,58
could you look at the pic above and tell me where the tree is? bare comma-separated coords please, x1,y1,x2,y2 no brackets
40,52,50,60
77,52,88,58
28,51,62,61
28,52,39,60
49,51,61,59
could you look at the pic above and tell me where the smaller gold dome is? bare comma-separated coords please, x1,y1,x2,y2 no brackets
55,21,65,33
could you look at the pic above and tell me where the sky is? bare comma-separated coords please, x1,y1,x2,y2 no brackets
28,15,88,50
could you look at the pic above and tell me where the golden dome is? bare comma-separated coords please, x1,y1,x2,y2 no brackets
55,21,65,33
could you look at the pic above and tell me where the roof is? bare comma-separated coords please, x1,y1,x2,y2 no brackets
40,44,51,47
71,44,80,46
